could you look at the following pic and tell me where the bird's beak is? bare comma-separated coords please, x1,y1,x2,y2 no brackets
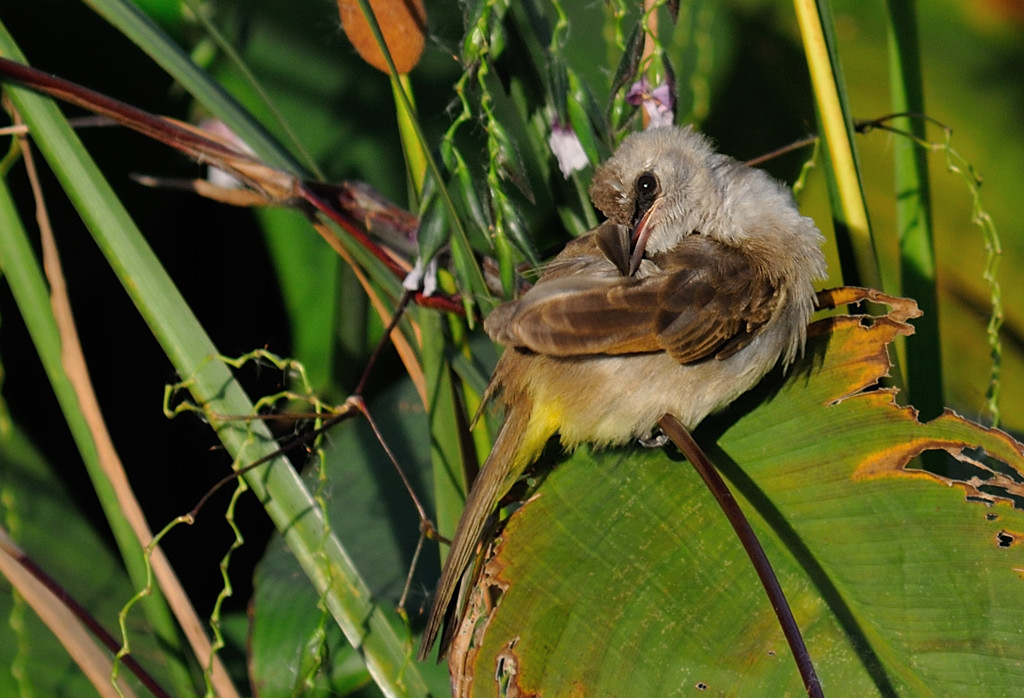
628,196,663,276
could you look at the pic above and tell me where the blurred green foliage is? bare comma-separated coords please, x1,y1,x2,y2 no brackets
0,0,1021,694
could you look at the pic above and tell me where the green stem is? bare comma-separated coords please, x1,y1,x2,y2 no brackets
793,0,881,290
885,0,943,423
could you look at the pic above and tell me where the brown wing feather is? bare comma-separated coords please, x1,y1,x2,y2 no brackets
489,276,664,355
652,236,779,363
486,230,779,364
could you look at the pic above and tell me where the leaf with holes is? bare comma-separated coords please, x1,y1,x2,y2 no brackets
451,288,1024,696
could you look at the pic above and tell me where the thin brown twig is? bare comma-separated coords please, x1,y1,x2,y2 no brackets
349,395,435,531
743,112,955,170
187,400,362,520
355,289,415,396
657,414,823,698
397,526,428,615
0,57,467,316
743,135,820,168
188,291,433,537
183,285,439,615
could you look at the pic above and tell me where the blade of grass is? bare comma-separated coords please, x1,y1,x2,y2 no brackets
344,0,489,565
0,24,428,698
81,0,304,175
884,0,942,422
350,0,490,315
7,120,239,695
393,72,427,200
175,0,324,179
418,307,471,547
0,145,197,697
793,0,881,291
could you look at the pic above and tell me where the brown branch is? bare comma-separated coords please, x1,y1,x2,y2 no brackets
657,414,824,698
0,56,467,315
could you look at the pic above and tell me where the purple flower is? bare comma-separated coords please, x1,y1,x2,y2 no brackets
548,122,590,178
626,77,675,128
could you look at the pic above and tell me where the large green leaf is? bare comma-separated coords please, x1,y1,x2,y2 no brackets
457,290,1024,695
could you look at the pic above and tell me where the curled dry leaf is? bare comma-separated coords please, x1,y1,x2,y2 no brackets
815,291,1024,504
446,287,1024,696
337,0,427,74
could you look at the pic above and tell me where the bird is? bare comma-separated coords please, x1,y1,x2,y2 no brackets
417,124,828,661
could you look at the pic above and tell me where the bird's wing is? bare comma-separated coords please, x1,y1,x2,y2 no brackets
488,233,780,364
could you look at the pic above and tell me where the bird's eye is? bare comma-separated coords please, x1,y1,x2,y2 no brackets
632,171,661,225
636,171,659,197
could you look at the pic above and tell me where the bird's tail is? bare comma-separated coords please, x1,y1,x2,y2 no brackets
417,404,553,661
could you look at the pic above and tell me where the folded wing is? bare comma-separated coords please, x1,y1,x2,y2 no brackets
487,231,780,365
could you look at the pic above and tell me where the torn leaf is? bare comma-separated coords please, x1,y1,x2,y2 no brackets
451,288,1024,696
